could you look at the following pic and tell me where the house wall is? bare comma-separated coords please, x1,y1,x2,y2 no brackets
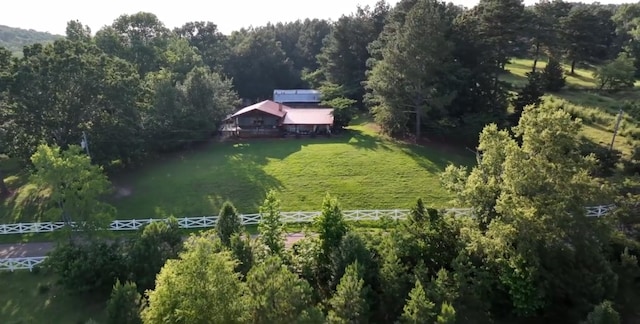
235,110,281,128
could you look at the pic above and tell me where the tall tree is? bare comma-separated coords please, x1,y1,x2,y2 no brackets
216,201,243,247
258,190,285,256
327,262,370,324
441,103,617,320
245,256,314,323
142,232,248,323
174,21,229,71
6,39,144,167
367,0,459,138
316,2,389,102
65,20,92,43
561,4,617,73
96,12,170,76
226,27,300,100
400,279,436,324
472,0,526,70
30,144,114,235
528,0,573,71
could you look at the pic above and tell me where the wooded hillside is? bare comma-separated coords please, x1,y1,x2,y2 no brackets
0,25,61,54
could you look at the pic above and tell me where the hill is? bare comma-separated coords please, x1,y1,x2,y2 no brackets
0,25,62,55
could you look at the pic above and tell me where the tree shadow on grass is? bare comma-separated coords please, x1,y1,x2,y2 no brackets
400,141,476,175
111,140,307,218
341,128,391,151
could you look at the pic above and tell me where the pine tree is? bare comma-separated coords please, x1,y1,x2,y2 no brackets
400,279,435,324
541,58,566,91
327,262,369,324
217,201,242,246
315,193,348,261
258,190,285,255
436,302,456,324
107,280,142,324
511,71,544,123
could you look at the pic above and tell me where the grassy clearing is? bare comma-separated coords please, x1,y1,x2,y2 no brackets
503,58,640,157
0,271,106,323
1,121,473,224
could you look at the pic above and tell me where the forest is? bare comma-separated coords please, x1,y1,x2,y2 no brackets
1,0,640,323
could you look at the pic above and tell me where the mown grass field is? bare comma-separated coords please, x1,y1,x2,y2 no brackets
1,121,473,224
503,58,640,157
0,271,106,323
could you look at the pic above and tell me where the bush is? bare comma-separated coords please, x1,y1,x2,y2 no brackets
541,59,566,91
45,241,127,295
593,52,636,91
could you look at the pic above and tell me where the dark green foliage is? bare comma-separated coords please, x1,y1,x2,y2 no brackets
315,194,349,262
258,190,285,256
46,242,127,295
245,256,313,323
579,141,622,177
217,201,242,246
511,71,544,123
541,58,566,91
584,300,620,324
330,232,379,295
327,262,370,324
230,232,254,276
127,218,183,292
107,280,142,324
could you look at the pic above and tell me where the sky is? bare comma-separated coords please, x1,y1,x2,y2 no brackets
0,0,632,36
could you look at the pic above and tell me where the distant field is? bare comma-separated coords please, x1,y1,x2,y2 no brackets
503,58,640,157
0,271,106,323
504,58,640,89
1,121,473,223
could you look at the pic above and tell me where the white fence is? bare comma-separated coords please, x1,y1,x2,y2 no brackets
0,205,616,236
0,257,46,272
0,205,617,272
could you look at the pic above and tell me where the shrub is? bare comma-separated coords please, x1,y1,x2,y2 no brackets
45,241,127,295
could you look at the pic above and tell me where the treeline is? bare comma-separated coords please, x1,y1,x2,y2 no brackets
1,0,640,169
40,103,640,324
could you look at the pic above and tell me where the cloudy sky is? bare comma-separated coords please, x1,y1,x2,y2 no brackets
0,0,631,35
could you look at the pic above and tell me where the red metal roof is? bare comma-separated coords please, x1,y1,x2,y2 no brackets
230,100,287,118
228,100,334,125
282,108,334,125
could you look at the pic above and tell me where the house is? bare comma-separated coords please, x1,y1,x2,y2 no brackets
222,100,334,138
273,89,323,108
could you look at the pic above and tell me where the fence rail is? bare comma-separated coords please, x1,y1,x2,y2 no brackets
0,257,47,272
0,205,618,272
0,205,616,236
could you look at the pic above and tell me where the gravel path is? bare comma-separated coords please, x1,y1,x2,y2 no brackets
0,233,307,259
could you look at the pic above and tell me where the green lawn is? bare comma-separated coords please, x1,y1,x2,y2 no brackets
0,271,106,323
1,121,473,223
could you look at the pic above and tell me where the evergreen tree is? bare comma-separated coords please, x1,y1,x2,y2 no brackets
216,201,242,246
541,58,566,91
327,262,369,324
107,280,142,324
436,302,456,324
315,194,349,262
258,190,285,256
400,279,435,324
245,256,314,323
511,71,544,123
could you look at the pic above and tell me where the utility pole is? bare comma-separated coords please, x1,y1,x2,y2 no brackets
609,109,624,151
81,131,91,159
